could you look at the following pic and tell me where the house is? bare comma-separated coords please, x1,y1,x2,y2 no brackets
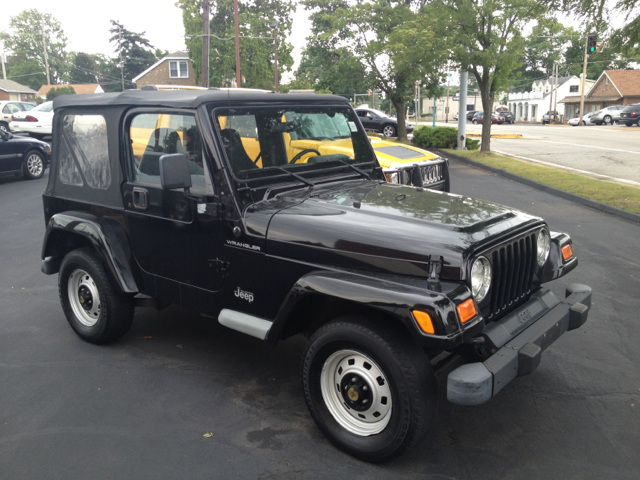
131,52,196,89
0,79,38,101
558,70,640,119
38,84,104,99
507,75,595,122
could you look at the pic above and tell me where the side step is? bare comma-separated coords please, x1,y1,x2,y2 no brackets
218,309,272,340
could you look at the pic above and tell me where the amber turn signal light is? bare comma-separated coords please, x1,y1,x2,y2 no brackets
412,310,435,334
561,244,573,261
457,299,477,324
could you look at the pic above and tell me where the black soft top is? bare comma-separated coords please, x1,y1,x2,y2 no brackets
52,90,350,110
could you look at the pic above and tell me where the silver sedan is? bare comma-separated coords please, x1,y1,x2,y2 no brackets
568,112,598,126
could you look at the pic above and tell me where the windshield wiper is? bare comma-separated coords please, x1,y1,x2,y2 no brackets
260,166,315,186
331,159,372,180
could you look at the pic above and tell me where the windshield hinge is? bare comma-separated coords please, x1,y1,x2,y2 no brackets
427,256,442,292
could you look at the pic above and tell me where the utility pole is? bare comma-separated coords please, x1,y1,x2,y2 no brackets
445,65,451,123
0,41,7,81
268,21,278,92
553,64,559,120
548,64,554,122
234,0,241,88
457,70,468,149
118,26,125,91
201,0,210,88
41,24,51,85
578,20,590,126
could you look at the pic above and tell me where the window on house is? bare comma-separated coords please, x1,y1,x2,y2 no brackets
570,85,579,93
169,61,189,78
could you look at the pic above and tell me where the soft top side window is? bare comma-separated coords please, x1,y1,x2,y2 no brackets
128,112,210,193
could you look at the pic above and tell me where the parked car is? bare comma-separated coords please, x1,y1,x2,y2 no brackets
498,111,514,124
41,90,591,462
369,135,449,191
355,107,413,137
465,110,477,121
619,104,640,127
9,101,54,138
592,105,624,125
0,101,35,133
0,128,50,180
542,111,560,124
568,112,598,126
471,111,504,125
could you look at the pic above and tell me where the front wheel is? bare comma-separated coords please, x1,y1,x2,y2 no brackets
301,316,437,462
59,248,134,344
472,120,478,125
603,115,612,125
382,125,397,137
23,151,45,179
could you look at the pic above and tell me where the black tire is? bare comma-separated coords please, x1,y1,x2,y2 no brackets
625,122,632,127
59,247,134,344
23,150,45,180
382,124,397,138
0,122,9,133
301,316,437,463
472,120,478,125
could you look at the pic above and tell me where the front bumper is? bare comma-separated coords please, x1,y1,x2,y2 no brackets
383,158,450,191
447,283,591,406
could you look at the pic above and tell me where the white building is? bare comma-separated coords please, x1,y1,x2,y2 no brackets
507,75,595,122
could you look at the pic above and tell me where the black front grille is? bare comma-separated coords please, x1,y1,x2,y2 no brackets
484,232,537,320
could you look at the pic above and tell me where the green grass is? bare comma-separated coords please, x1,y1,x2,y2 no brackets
443,149,640,215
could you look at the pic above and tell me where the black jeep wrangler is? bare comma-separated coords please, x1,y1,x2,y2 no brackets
41,90,591,462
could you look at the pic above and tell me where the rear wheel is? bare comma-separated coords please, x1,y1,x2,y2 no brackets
603,115,612,125
0,122,8,133
301,316,437,462
59,248,134,344
472,120,478,125
23,151,45,179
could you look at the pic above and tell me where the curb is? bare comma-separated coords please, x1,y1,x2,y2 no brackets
432,148,640,224
467,134,523,139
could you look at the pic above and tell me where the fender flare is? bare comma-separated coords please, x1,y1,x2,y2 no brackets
41,211,139,293
265,270,466,346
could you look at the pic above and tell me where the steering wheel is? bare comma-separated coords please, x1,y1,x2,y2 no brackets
289,148,321,164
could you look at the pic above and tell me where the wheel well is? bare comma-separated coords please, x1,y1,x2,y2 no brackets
277,294,412,342
44,230,94,261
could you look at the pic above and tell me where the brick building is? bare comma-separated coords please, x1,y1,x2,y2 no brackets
559,70,640,119
0,79,37,101
132,52,196,89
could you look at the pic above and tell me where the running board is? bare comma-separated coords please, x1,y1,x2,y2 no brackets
218,309,272,340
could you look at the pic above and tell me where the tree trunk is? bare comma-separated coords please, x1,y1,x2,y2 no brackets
480,89,492,153
392,98,408,141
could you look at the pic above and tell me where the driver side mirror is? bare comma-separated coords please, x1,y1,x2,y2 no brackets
159,153,192,190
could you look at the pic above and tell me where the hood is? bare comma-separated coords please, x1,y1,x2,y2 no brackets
369,138,438,168
262,182,543,280
7,136,49,147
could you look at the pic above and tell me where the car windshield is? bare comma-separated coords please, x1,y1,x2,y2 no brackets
368,109,388,118
214,105,376,182
33,102,53,112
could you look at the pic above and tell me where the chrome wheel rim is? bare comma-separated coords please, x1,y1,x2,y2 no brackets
383,126,395,137
27,154,43,177
604,116,611,124
320,349,393,436
0,124,7,132
68,269,101,327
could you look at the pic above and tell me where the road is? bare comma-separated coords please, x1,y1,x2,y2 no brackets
1,163,639,479
415,121,640,186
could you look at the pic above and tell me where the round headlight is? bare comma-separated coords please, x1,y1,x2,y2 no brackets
471,256,492,302
537,229,550,266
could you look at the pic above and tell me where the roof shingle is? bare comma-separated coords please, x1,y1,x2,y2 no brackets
604,70,640,96
0,79,38,94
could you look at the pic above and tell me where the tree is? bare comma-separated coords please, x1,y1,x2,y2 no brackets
300,0,447,141
4,55,47,91
109,20,160,90
428,0,543,152
46,86,76,100
0,9,69,85
177,0,295,89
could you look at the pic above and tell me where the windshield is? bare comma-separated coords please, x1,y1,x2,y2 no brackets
214,105,376,182
368,109,388,118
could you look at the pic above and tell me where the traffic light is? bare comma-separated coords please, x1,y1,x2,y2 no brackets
588,33,597,55
368,89,371,97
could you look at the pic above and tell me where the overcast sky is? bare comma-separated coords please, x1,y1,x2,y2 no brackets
1,0,312,82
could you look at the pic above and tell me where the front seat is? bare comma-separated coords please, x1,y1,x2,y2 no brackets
219,128,258,175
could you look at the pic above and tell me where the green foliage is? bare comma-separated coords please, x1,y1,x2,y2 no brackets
46,86,76,100
299,0,447,141
177,0,294,89
4,55,47,91
412,126,481,150
428,0,544,152
466,138,480,150
0,9,69,85
109,20,160,90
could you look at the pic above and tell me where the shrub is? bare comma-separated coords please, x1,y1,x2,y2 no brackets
412,126,481,150
46,86,76,101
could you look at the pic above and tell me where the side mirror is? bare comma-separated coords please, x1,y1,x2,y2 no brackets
159,153,192,190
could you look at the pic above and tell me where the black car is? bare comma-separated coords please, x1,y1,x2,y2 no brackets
619,103,640,126
466,110,478,121
355,107,413,137
0,128,50,180
498,111,514,124
40,90,591,463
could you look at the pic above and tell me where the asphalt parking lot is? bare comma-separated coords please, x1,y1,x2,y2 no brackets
1,160,639,479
